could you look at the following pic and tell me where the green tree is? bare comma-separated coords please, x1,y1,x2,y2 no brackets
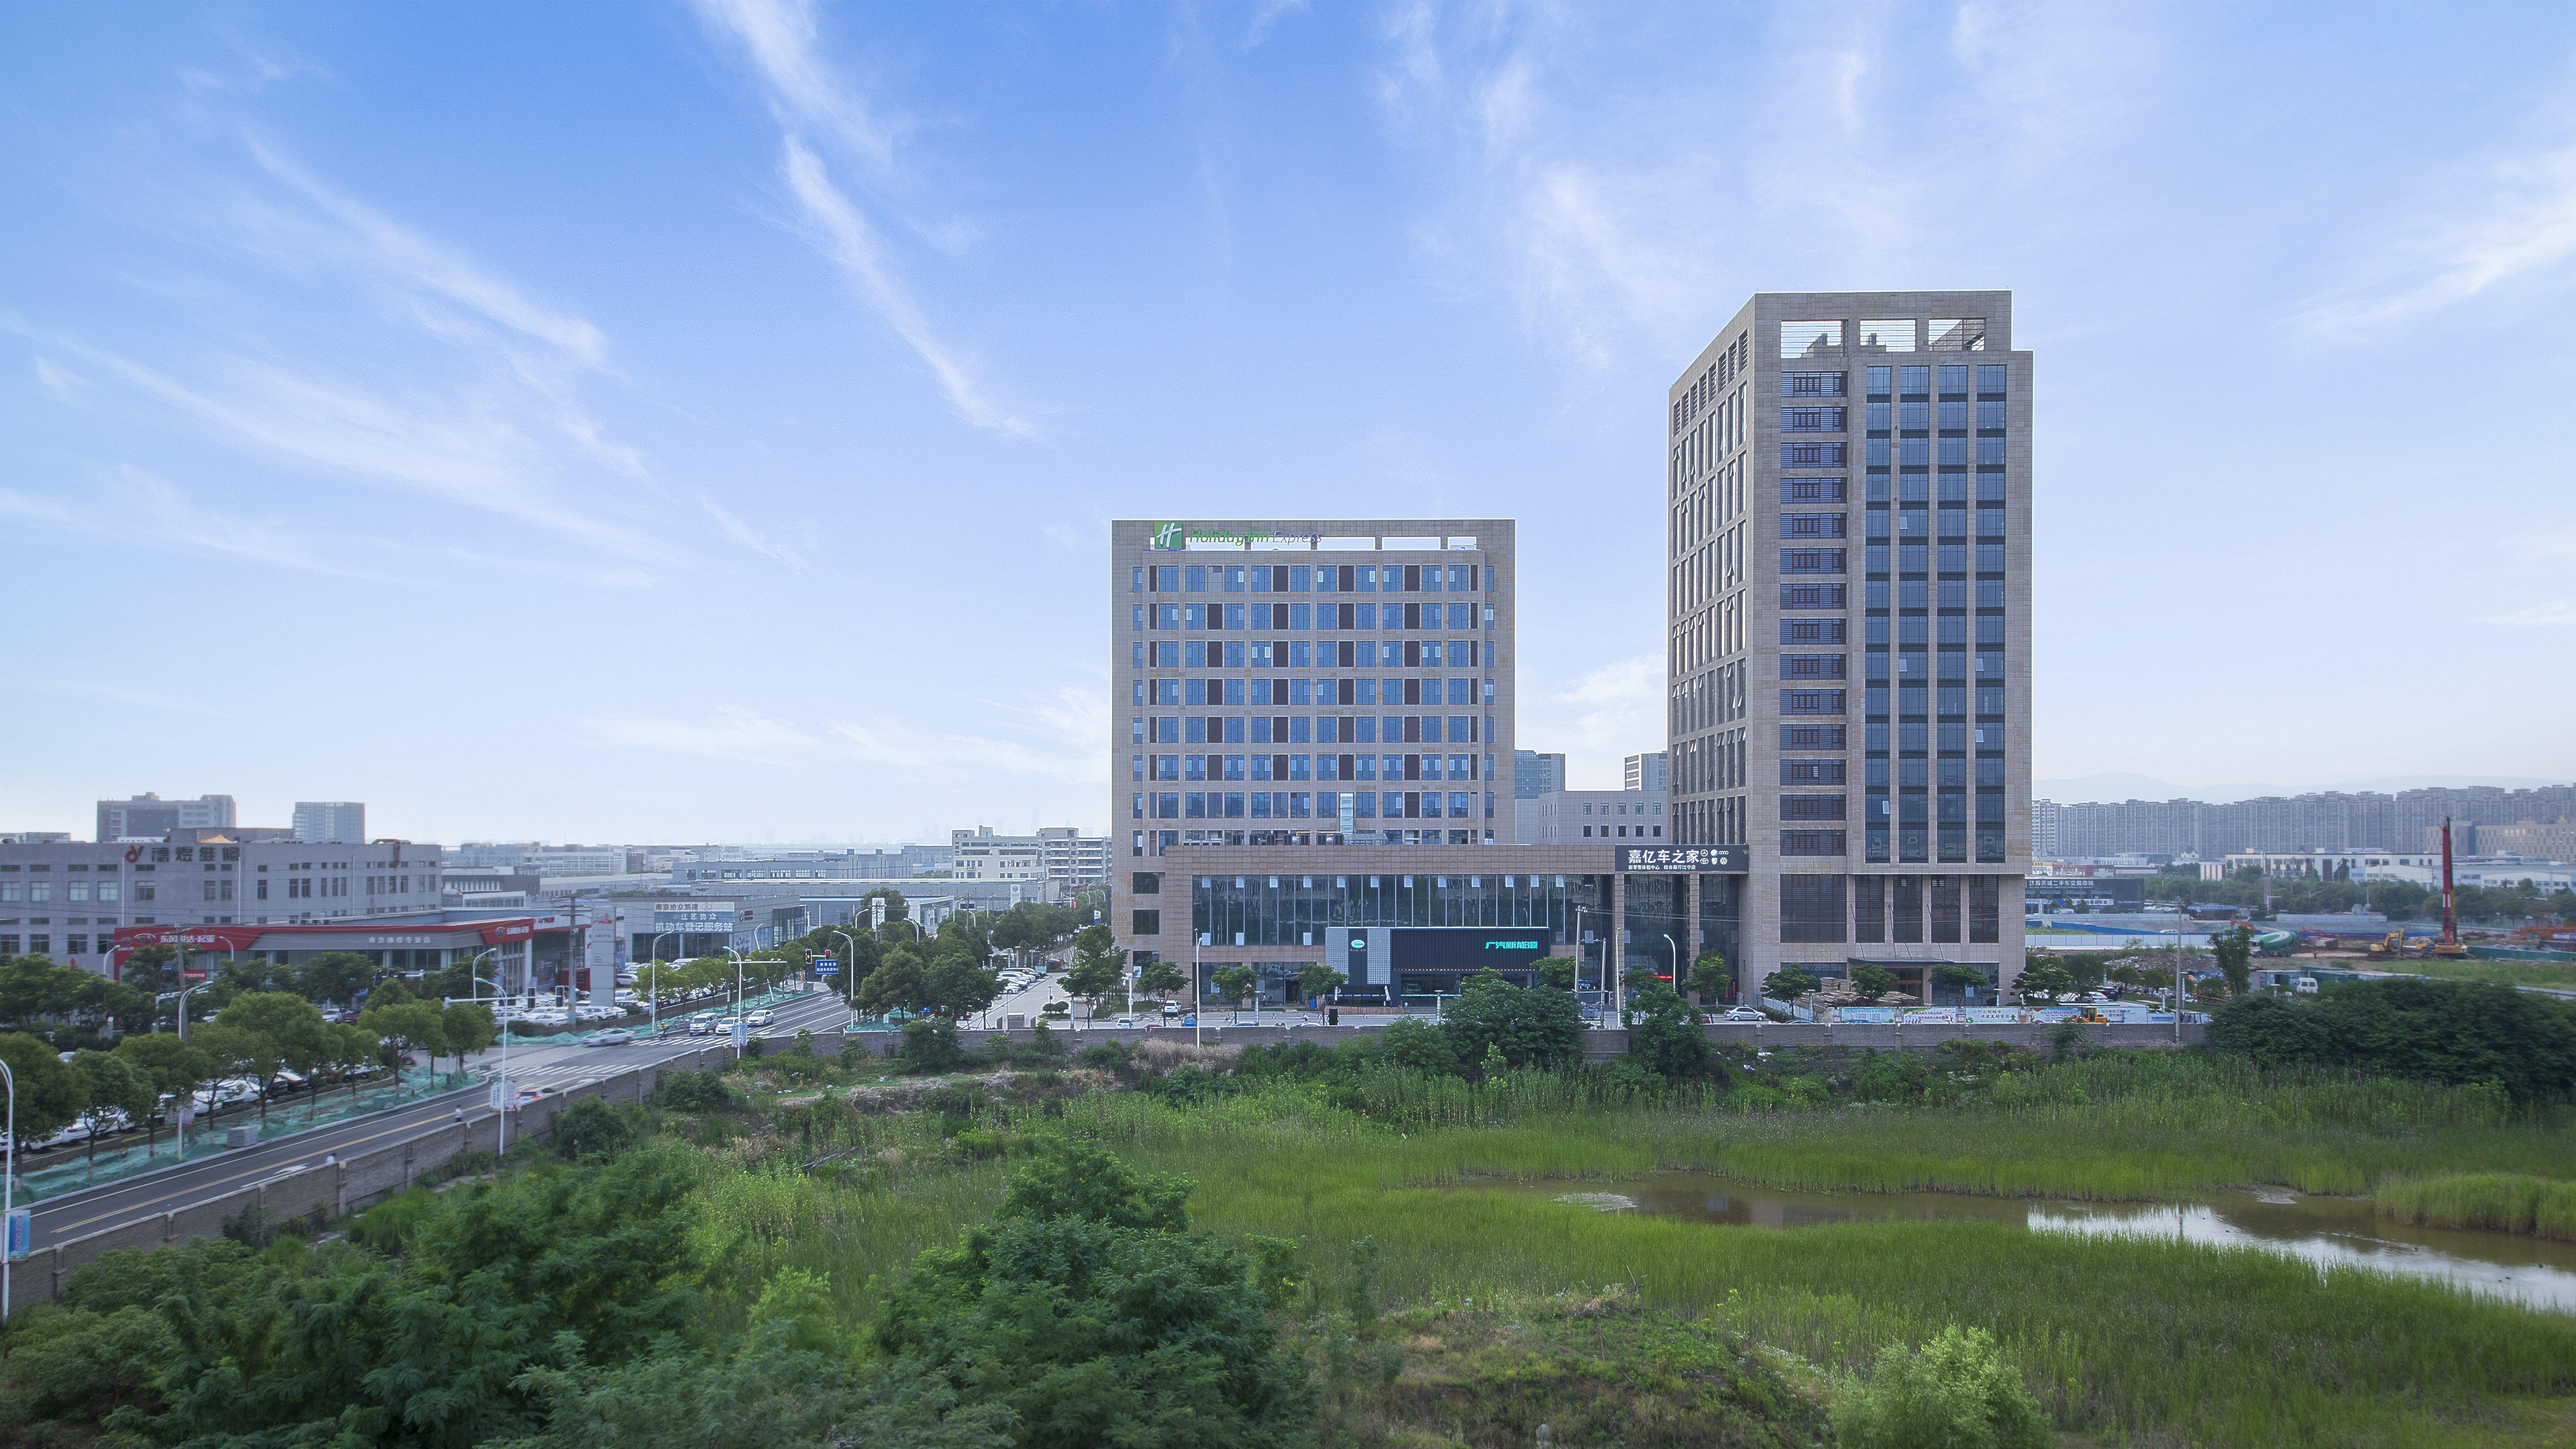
1135,957,1188,1000
1851,963,1901,1001
442,1000,498,1079
192,1021,284,1124
322,1022,383,1100
1296,961,1347,1005
358,999,447,1096
899,1017,964,1073
113,1033,213,1153
67,1050,156,1168
1211,964,1257,1015
1441,973,1581,1071
856,946,932,1016
1532,955,1580,992
0,1031,83,1140
924,956,1002,1019
1684,948,1732,1003
1372,1015,1458,1075
1626,986,1712,1080
1763,965,1820,1001
2014,960,2078,1005
214,991,330,1119
2212,925,2254,998
294,950,378,1008
1930,963,1990,996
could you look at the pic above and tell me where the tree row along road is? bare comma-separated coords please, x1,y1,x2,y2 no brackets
21,990,854,1250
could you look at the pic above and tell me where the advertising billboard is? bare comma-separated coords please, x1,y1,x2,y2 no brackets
1616,845,1748,874
1388,927,1556,974
652,901,736,934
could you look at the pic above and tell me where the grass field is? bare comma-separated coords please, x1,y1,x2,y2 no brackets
2378,1173,2576,1243
659,1051,2576,1447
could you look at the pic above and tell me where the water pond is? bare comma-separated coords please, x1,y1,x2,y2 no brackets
1520,1174,2576,1315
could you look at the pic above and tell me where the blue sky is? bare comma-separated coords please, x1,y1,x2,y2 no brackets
5,1,2573,846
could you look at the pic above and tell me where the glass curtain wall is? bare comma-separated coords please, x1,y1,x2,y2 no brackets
1190,872,1608,949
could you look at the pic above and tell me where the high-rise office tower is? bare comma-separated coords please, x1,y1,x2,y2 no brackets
1514,750,1566,799
1665,293,2030,1000
1623,752,1668,792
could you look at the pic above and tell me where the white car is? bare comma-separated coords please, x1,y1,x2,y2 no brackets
573,1004,623,1022
745,1009,773,1027
581,1028,638,1047
1720,1007,1768,1023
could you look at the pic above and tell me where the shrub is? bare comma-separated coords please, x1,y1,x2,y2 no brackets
651,1070,732,1112
552,1097,645,1162
1626,987,1713,1080
1373,1016,1458,1076
2209,979,2576,1101
1832,1324,2049,1449
899,1017,964,1073
1442,972,1582,1071
1079,1039,1133,1071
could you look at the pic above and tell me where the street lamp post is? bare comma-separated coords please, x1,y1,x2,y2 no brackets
1662,933,1680,1021
831,930,858,1018
2,1057,16,1321
1193,935,1203,1049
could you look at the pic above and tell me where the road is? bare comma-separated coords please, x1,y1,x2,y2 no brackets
22,989,853,1251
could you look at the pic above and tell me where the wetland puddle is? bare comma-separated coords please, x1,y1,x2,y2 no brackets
1515,1174,2576,1314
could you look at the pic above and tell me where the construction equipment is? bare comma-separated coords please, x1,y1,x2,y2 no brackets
2366,931,2415,959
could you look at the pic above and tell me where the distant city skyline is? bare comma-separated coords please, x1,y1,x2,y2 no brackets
6,5,2574,842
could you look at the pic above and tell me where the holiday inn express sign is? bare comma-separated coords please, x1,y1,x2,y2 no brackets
1148,522,1320,550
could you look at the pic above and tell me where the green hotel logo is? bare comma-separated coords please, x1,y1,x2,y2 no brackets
1147,522,1319,551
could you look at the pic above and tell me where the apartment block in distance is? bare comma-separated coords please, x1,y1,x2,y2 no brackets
1666,292,2031,1001
97,792,234,842
1624,752,1669,792
293,801,367,844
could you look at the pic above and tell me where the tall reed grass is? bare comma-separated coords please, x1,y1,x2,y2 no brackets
2377,1173,2576,1242
681,1051,2576,1446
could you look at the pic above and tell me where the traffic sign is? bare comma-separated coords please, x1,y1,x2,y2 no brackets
813,957,839,976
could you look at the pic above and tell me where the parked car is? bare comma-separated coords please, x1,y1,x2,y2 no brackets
581,1029,637,1047
1720,1007,1768,1023
1161,1003,1185,1018
573,1004,623,1022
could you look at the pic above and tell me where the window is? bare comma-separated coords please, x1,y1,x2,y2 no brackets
1781,584,1847,610
1781,690,1845,715
1853,876,1886,943
1930,319,1986,351
1783,618,1846,644
1780,724,1846,750
1781,407,1845,432
1782,441,1846,468
1780,873,1847,939
1783,477,1847,503
1783,513,1845,538
1781,320,1841,357
1132,909,1161,935
1783,370,1845,396
1867,365,1892,393
1970,876,2000,942
1783,654,1845,679
1132,872,1161,894
1783,759,1846,784
1781,794,1845,819
1781,548,1845,574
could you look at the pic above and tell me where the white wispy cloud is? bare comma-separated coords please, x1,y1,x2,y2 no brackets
19,328,675,563
240,133,607,365
2297,140,2576,332
693,0,1033,435
0,465,380,578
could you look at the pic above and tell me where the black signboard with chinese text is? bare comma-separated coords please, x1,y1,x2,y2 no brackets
1617,845,1748,874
